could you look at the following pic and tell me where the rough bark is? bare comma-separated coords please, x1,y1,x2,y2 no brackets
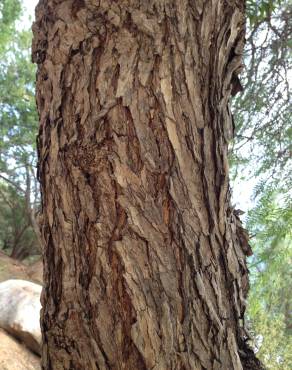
32,1,262,369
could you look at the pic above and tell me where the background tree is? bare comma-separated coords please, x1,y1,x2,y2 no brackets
232,0,291,187
0,0,40,259
231,1,292,368
246,189,292,369
0,182,38,259
0,0,21,53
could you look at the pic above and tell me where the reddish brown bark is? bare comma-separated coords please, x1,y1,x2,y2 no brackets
33,1,262,369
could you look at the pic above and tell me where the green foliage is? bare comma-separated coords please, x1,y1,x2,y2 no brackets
0,0,37,179
231,1,292,368
246,189,292,369
0,182,38,260
247,1,278,22
0,0,22,54
0,29,37,175
0,1,39,259
232,0,292,193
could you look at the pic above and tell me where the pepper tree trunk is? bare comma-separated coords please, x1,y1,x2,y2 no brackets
32,1,261,369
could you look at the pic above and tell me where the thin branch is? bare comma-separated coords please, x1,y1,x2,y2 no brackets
0,174,25,194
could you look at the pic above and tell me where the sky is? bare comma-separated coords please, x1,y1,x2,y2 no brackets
18,0,38,29
17,0,255,217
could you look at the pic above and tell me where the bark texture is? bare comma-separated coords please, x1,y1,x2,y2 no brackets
32,1,262,369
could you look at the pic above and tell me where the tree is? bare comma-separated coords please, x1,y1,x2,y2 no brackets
0,182,39,260
32,1,262,369
231,0,291,190
230,2,291,368
0,0,21,53
246,189,292,369
0,1,41,258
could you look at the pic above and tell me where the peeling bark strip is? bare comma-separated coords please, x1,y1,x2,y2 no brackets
33,1,262,369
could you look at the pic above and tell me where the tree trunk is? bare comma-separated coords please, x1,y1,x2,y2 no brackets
32,1,262,369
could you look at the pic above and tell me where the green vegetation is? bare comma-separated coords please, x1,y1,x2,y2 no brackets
232,0,291,187
0,0,39,259
0,0,290,367
246,189,292,369
0,0,21,53
232,0,292,368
